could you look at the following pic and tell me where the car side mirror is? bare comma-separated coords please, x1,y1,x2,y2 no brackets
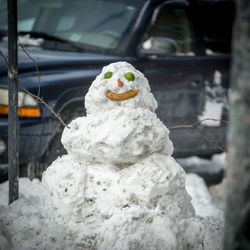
139,37,179,56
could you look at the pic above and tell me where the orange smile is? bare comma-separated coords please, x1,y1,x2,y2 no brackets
106,89,139,101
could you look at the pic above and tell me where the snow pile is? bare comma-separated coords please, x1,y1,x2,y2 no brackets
0,62,223,250
0,173,223,250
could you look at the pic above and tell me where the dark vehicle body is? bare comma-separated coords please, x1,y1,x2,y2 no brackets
0,0,235,175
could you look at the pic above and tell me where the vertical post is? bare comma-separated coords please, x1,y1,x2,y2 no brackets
8,0,19,204
224,0,250,249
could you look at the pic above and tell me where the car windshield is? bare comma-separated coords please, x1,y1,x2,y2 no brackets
0,0,142,51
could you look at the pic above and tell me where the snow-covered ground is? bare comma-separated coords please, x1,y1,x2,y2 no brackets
177,153,226,185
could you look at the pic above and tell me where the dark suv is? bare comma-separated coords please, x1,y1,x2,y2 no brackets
0,0,235,177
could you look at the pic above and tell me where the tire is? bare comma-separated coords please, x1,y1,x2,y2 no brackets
24,105,86,180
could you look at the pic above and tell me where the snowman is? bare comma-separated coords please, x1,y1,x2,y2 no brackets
42,62,223,250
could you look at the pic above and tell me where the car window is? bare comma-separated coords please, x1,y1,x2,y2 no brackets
32,0,142,50
0,0,42,32
0,0,143,51
143,5,195,56
198,1,235,55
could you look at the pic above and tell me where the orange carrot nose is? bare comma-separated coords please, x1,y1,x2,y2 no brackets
118,78,124,87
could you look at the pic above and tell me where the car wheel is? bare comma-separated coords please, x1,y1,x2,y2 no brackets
25,105,86,180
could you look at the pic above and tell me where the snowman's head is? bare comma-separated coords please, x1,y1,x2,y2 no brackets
85,62,157,114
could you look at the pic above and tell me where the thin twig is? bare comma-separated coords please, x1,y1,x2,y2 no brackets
0,48,69,128
17,37,41,97
193,127,226,152
169,118,228,130
169,118,227,152
20,86,69,128
0,50,9,66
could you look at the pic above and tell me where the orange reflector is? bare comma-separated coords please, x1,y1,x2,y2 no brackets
18,107,41,117
0,106,8,115
0,105,41,118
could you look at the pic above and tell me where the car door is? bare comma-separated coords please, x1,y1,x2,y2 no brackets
135,0,206,127
135,0,233,127
133,0,234,156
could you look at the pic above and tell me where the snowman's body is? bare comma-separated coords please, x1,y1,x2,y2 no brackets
42,62,222,250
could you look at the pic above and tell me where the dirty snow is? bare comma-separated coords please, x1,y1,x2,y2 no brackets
0,172,224,250
0,62,224,250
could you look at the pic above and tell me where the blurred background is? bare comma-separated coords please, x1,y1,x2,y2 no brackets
0,0,235,183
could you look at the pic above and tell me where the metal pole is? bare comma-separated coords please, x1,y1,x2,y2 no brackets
8,0,19,204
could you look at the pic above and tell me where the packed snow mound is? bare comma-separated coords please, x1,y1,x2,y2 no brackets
62,107,173,165
42,153,193,224
0,174,223,250
100,210,223,250
180,216,224,250
85,61,157,114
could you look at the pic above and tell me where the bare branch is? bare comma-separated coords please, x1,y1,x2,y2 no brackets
193,127,226,152
169,118,227,152
169,118,228,130
0,49,9,67
21,86,69,128
0,48,69,128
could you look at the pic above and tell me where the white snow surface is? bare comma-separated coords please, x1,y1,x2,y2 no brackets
0,62,224,249
185,174,223,219
198,73,228,127
198,101,224,126
42,154,193,224
0,172,223,250
177,153,226,175
62,107,173,165
3,34,44,46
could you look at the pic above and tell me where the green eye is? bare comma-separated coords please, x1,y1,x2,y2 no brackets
125,72,135,81
104,71,113,79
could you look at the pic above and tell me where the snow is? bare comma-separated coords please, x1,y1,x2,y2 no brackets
3,34,44,47
142,39,152,50
209,177,227,211
205,49,218,55
198,72,228,127
0,172,223,250
0,178,42,207
198,101,224,126
214,70,222,86
177,153,226,174
85,62,157,114
62,108,173,165
0,62,224,250
185,174,223,219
